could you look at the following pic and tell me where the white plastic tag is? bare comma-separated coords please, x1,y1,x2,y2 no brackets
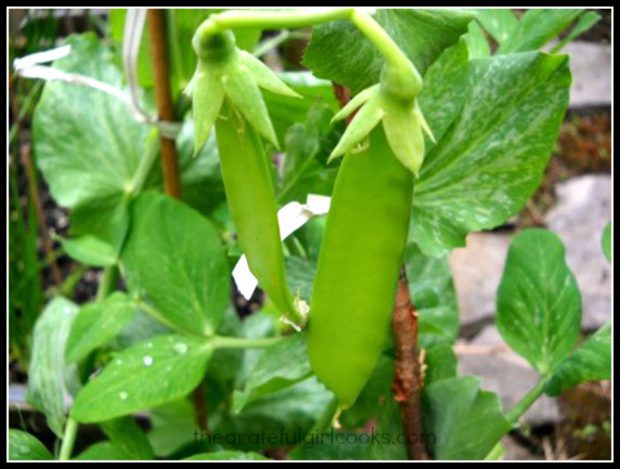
232,194,331,300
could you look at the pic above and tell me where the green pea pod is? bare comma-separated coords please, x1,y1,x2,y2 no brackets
308,125,413,408
215,100,296,319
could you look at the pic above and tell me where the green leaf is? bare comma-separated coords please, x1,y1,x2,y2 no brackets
496,229,581,374
417,38,470,155
339,354,393,430
551,11,602,53
74,441,133,460
59,235,116,267
367,398,408,460
121,192,230,336
8,430,53,461
100,417,155,460
33,33,150,247
424,344,458,386
474,9,519,45
278,104,341,205
412,52,570,256
545,323,611,396
147,398,196,457
26,297,79,437
72,334,213,422
264,71,339,144
464,21,490,59
303,9,474,94
66,292,136,363
233,332,311,412
214,377,333,451
404,243,459,348
602,221,611,262
498,9,583,54
185,451,268,460
285,256,316,303
423,376,511,460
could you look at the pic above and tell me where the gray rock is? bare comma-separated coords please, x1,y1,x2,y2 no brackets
449,232,512,331
544,175,612,331
457,325,560,427
562,42,611,108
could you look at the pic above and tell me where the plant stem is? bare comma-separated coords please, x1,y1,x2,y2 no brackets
505,377,547,425
210,335,284,349
96,265,119,302
126,128,160,197
349,9,416,74
392,269,429,460
202,8,353,34
58,417,78,460
484,442,504,460
195,8,421,87
148,9,182,199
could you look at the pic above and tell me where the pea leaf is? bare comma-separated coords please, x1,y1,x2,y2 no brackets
463,21,490,59
278,103,342,205
496,229,581,374
74,441,133,460
422,376,511,460
424,344,458,386
602,221,611,262
497,9,583,54
474,9,519,45
66,292,136,363
265,71,340,144
185,451,268,460
72,334,212,422
412,52,570,256
58,234,117,267
33,33,150,248
545,322,611,396
303,9,474,94
121,192,230,336
551,11,601,53
285,256,317,303
100,416,154,460
147,398,196,457
214,377,333,451
405,243,459,348
8,430,53,461
233,332,311,413
26,297,79,437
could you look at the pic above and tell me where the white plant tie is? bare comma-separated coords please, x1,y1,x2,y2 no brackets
232,194,332,300
13,10,181,140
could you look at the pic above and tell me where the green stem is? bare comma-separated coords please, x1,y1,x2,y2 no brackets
201,8,353,35
195,8,420,87
253,29,291,57
125,128,160,197
58,417,78,460
484,442,504,461
505,377,547,424
210,335,285,349
349,9,414,73
96,265,119,302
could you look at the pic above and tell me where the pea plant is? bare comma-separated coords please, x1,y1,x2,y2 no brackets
9,8,611,461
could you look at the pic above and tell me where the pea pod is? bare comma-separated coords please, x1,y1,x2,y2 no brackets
308,125,414,408
190,30,301,321
215,100,296,317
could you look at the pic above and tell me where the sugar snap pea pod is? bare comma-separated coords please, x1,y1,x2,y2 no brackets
215,100,297,319
191,30,302,322
308,125,414,408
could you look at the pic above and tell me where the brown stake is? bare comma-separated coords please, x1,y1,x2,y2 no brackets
392,269,430,460
147,9,182,199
